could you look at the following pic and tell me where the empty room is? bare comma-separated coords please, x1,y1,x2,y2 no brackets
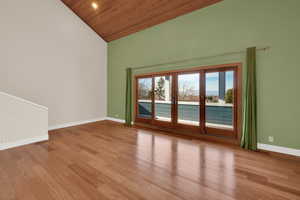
1,0,300,199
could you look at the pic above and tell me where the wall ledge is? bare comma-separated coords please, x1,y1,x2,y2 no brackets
0,91,48,111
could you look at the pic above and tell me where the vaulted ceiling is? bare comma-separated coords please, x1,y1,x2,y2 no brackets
61,0,222,42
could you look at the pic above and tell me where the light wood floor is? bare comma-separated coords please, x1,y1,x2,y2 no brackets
0,121,299,200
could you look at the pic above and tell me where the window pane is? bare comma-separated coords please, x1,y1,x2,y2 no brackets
177,73,200,126
205,71,234,129
154,76,172,122
138,78,152,118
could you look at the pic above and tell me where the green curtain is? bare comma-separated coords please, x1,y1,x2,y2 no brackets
241,47,257,150
125,68,132,126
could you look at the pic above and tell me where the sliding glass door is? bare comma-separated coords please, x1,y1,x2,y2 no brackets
177,73,200,126
137,78,153,120
135,64,239,138
205,71,234,128
204,68,237,136
154,75,173,123
136,74,175,126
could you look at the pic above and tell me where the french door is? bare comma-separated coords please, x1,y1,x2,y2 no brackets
135,64,240,138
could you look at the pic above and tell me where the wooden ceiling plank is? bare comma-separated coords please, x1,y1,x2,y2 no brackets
105,0,222,41
60,0,222,42
93,0,193,36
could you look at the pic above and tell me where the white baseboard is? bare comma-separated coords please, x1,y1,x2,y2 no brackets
48,116,128,131
48,117,106,131
0,135,49,151
105,117,126,123
105,117,135,125
258,143,300,157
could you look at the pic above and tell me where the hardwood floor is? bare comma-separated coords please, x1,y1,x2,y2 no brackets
0,120,299,200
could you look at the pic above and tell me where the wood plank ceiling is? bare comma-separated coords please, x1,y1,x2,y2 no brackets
61,0,222,42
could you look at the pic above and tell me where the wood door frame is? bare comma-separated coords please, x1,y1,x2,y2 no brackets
134,63,242,141
135,73,175,128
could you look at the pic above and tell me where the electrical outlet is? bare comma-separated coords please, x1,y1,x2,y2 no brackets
268,136,274,143
115,114,119,118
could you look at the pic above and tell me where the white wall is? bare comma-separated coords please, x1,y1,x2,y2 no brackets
0,92,48,150
0,0,107,127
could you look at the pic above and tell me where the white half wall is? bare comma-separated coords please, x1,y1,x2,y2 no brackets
0,92,48,150
0,0,107,127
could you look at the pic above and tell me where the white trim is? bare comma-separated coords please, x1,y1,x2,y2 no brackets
0,91,48,111
105,117,135,125
48,117,106,131
105,117,126,123
258,143,300,157
0,135,49,151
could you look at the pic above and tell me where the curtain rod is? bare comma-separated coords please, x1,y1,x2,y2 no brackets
132,46,270,71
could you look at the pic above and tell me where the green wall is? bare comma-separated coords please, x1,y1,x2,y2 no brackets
108,0,300,149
